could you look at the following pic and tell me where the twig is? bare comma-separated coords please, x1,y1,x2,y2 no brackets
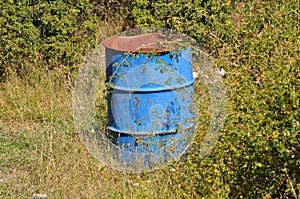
210,33,224,44
285,169,298,199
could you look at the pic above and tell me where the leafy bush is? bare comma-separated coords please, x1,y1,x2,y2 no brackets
127,0,300,198
0,0,127,80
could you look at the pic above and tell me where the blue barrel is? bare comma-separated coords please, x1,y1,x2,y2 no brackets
104,33,194,168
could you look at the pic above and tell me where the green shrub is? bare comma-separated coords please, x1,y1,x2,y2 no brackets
0,0,128,80
128,0,300,197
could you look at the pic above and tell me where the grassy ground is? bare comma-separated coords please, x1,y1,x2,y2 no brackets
0,121,181,198
0,61,210,199
0,50,212,199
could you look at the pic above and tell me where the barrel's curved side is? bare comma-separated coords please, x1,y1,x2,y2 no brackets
105,45,194,167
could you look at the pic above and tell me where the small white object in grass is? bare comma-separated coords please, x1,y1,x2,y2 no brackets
32,193,47,198
192,71,199,79
217,68,226,77
133,182,140,187
170,168,176,172
0,179,4,183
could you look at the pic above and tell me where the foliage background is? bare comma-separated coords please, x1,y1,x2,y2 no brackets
0,0,299,198
126,0,300,197
0,0,127,79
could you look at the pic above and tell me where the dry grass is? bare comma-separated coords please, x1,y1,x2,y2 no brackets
0,121,180,198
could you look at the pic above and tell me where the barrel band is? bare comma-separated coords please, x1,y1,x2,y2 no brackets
105,80,194,92
107,125,194,137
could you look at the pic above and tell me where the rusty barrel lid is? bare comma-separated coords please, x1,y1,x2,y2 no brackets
103,33,180,53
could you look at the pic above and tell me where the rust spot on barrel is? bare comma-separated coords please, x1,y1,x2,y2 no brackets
135,96,140,107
